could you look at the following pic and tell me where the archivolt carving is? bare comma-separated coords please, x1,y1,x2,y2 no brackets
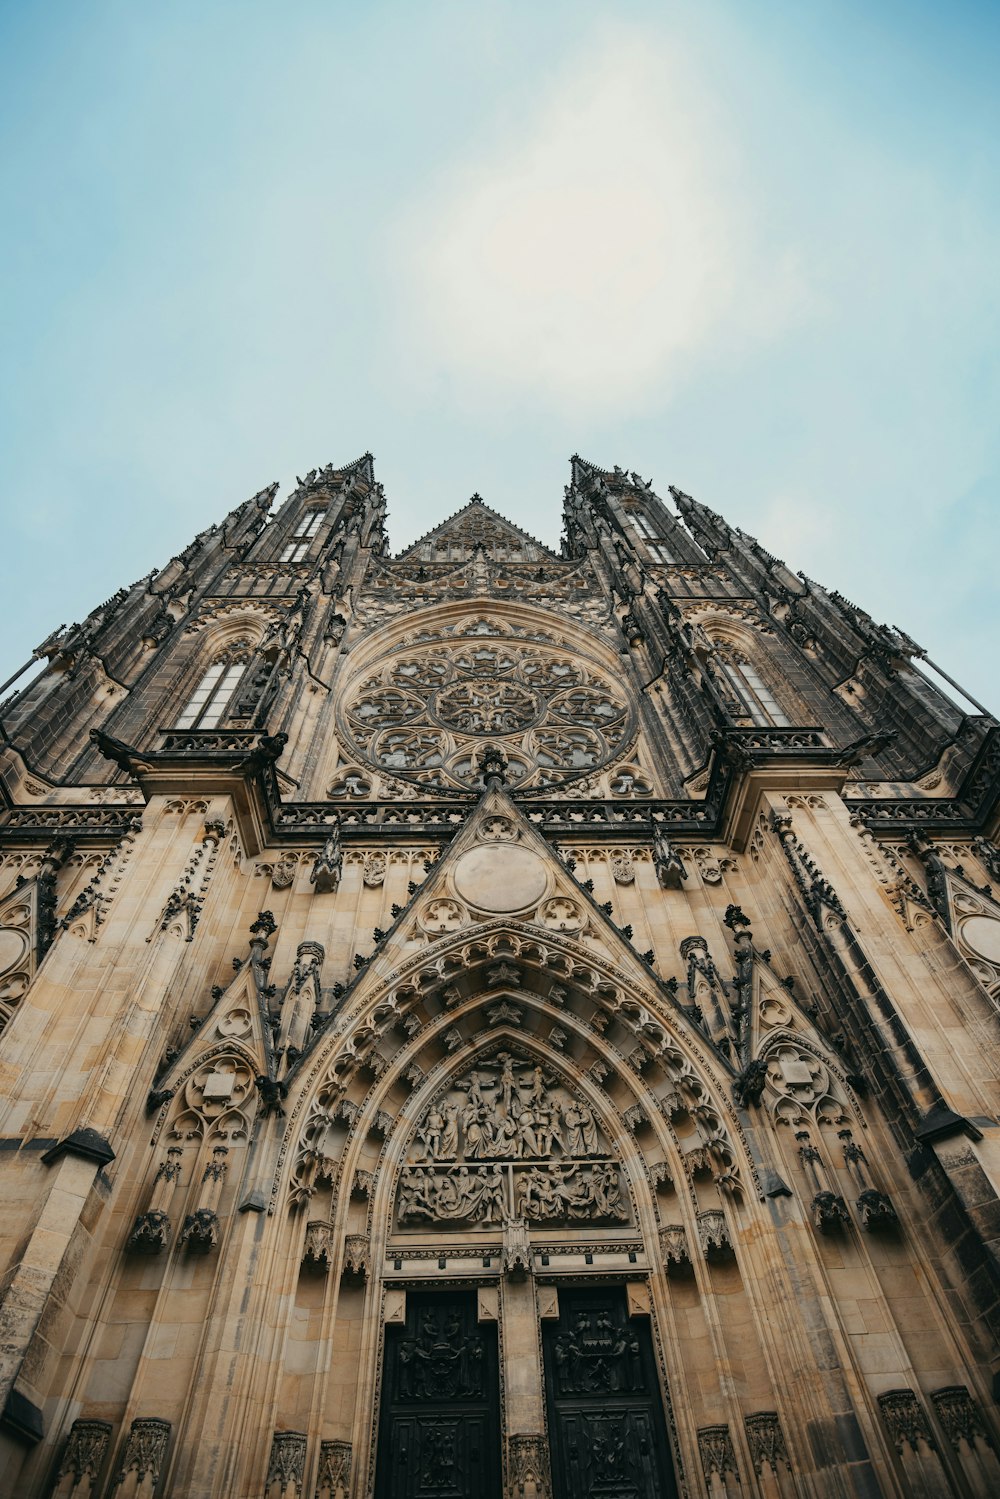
277,922,756,1220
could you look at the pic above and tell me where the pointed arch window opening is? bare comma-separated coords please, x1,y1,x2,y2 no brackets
294,509,324,540
175,656,249,730
627,511,674,563
719,657,791,728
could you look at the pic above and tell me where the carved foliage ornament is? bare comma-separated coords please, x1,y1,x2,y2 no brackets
266,1430,307,1492
57,1418,113,1483
877,1389,936,1454
115,1417,171,1487
316,1439,352,1498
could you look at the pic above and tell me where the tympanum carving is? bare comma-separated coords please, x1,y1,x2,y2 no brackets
395,1051,629,1229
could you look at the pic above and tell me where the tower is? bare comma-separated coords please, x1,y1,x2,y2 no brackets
1,454,999,1498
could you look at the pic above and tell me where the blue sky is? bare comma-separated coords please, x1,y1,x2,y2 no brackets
1,0,997,707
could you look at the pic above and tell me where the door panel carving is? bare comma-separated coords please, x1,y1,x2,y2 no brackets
375,1291,502,1499
542,1288,677,1499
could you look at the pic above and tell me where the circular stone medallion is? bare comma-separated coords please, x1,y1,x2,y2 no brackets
960,914,1000,965
0,928,28,975
453,843,548,914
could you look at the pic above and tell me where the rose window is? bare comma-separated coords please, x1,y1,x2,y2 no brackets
339,620,635,793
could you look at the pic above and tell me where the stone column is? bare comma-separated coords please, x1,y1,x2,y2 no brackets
499,1221,552,1499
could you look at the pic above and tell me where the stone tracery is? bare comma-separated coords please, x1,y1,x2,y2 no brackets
339,618,633,792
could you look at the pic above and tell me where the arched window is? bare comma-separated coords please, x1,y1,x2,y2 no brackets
716,650,791,727
626,510,673,563
279,509,323,563
175,651,250,729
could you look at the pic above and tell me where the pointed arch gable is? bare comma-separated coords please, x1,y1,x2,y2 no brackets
274,921,762,1221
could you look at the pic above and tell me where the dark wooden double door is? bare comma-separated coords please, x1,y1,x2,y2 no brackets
375,1287,675,1499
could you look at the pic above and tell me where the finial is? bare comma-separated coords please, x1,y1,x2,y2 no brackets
469,493,484,505
477,743,508,790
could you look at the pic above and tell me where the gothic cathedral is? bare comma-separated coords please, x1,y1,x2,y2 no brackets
2,455,1000,1499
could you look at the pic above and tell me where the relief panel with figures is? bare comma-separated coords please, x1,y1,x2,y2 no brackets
394,1050,630,1231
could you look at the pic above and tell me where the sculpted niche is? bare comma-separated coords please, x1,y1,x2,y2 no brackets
395,1048,630,1230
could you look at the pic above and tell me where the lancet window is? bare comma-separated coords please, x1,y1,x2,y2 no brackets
174,648,252,730
717,651,790,727
628,510,674,563
278,508,324,563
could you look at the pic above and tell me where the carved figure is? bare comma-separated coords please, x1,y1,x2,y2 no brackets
563,1100,599,1156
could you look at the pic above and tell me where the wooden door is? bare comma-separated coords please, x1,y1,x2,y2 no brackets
375,1290,502,1499
542,1287,677,1499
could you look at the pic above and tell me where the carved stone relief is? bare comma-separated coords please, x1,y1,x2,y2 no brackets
395,1051,629,1230
55,1418,113,1490
316,1439,352,1499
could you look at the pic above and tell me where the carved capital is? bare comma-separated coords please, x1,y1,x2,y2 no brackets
56,1418,113,1485
744,1411,791,1475
696,1208,732,1259
698,1424,739,1481
930,1385,992,1451
302,1221,334,1274
856,1188,898,1232
127,1210,171,1255
266,1431,307,1496
342,1233,370,1279
811,1190,850,1234
659,1223,691,1273
502,1217,532,1279
113,1417,171,1491
315,1439,351,1499
877,1388,936,1454
179,1208,219,1253
508,1433,552,1498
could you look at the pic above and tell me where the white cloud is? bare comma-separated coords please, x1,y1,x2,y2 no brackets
392,25,809,412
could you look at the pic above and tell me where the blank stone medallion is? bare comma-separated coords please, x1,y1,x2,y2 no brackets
453,842,548,914
960,915,1000,965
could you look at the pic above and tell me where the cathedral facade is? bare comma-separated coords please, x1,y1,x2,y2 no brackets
1,454,1000,1498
